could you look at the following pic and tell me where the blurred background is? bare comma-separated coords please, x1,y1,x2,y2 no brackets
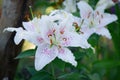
0,0,120,80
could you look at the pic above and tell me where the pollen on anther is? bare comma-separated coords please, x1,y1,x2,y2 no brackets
60,30,64,34
50,39,53,44
87,12,91,18
80,31,84,34
48,34,52,37
96,11,99,15
58,45,61,48
53,29,56,33
63,38,67,41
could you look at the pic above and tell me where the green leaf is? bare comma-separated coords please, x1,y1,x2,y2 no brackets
30,71,52,80
15,49,36,59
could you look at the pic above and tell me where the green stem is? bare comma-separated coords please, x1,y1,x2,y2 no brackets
29,6,34,19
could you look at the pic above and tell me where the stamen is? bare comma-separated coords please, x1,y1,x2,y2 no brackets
50,39,53,44
63,38,67,41
60,30,64,34
48,34,52,37
53,29,56,33
37,37,43,43
96,11,99,15
80,31,84,34
73,22,80,32
60,26,65,34
87,12,91,18
58,45,61,49
73,22,78,27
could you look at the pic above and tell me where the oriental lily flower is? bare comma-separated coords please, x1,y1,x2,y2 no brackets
77,1,117,39
35,14,91,71
49,10,91,48
4,11,91,71
49,10,81,32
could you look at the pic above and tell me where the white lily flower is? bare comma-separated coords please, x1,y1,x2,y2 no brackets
35,13,91,71
50,10,81,32
77,1,118,39
5,10,91,71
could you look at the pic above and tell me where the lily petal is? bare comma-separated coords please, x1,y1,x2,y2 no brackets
96,28,112,39
22,17,41,32
81,26,95,39
4,27,24,44
57,48,77,67
60,31,90,49
4,27,43,45
22,22,35,31
98,13,118,28
35,44,58,71
77,1,93,18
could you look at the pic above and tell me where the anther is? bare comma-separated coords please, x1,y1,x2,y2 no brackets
58,45,61,48
48,34,52,37
50,39,53,45
80,31,84,34
87,12,91,18
96,11,99,15
60,30,64,34
63,38,67,41
53,29,56,33
73,22,79,29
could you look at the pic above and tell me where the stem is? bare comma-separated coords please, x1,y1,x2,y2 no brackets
29,6,34,19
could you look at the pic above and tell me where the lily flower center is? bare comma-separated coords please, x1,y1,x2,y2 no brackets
73,22,84,34
47,29,60,48
86,11,104,28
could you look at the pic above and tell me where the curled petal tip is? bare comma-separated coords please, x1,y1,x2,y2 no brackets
73,61,77,67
